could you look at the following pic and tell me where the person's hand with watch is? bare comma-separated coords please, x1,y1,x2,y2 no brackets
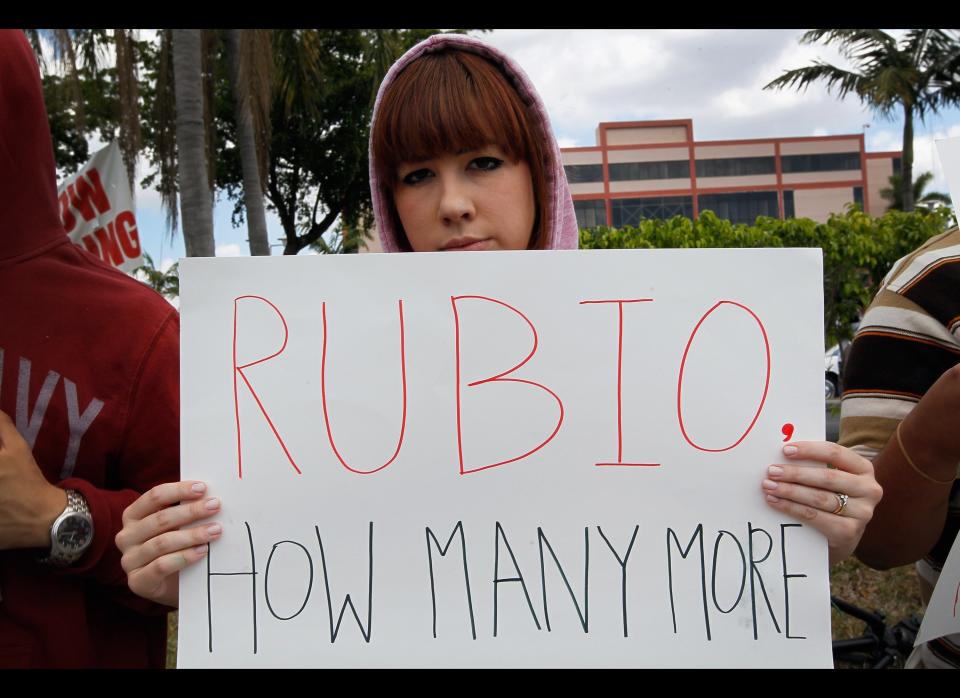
0,411,93,565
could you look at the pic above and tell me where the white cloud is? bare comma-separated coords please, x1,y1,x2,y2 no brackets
707,32,872,131
866,128,901,152
215,243,243,257
711,85,807,120
477,29,889,145
481,30,680,144
913,126,960,196
866,123,960,197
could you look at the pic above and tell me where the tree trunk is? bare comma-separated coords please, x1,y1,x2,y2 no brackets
172,29,215,257
901,103,915,213
226,29,271,256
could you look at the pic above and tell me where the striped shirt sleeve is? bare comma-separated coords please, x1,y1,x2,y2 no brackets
840,228,960,459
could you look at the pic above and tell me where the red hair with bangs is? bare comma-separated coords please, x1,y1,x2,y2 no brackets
371,49,548,250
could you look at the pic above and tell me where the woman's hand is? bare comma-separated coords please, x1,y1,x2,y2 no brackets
115,481,222,608
762,441,882,566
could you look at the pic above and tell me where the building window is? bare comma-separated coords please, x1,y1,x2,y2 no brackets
892,157,902,176
608,160,690,181
853,186,864,210
611,196,693,227
564,164,603,183
573,199,608,229
695,157,776,178
783,190,795,219
697,191,780,225
781,152,861,173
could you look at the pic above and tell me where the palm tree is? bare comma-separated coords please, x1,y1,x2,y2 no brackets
135,253,180,299
880,171,952,212
172,29,215,257
112,29,142,192
765,29,960,212
27,29,141,192
226,29,273,256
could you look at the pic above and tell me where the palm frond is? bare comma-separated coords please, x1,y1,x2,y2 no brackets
238,29,274,184
913,171,934,192
274,29,324,121
155,29,179,235
73,29,109,80
800,29,897,62
23,29,46,73
201,29,218,193
367,29,401,105
52,29,86,132
764,61,874,104
919,192,952,206
135,253,180,298
114,28,142,195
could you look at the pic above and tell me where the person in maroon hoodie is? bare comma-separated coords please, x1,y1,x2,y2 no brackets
0,29,181,667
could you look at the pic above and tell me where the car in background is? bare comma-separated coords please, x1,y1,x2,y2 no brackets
825,344,842,399
825,334,856,400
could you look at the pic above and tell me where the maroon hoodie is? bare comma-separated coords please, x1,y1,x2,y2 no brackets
0,30,178,668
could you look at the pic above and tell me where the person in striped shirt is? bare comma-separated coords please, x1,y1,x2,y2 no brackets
842,226,960,668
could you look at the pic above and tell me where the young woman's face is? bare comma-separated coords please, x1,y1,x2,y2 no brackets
393,146,535,252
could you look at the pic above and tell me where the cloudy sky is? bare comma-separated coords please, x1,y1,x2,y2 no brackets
124,29,960,269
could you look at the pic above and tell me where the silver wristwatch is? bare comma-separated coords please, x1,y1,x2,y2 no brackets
38,490,94,566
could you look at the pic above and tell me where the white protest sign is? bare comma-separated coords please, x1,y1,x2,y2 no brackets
57,141,143,273
915,532,960,646
936,136,960,216
178,249,830,668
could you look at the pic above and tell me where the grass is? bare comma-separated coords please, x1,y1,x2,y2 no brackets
830,559,923,637
167,613,177,669
829,558,924,668
164,557,923,669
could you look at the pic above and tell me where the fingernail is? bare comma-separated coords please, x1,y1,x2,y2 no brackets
193,545,209,556
768,465,784,477
206,523,222,537
204,497,220,511
766,494,780,503
762,478,778,490
783,445,798,456
191,482,206,494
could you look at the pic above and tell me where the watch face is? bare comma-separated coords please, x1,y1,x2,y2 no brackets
57,514,93,551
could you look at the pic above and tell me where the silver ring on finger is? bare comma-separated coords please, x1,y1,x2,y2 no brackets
831,492,849,515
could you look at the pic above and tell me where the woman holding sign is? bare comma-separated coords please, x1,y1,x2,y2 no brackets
115,34,882,610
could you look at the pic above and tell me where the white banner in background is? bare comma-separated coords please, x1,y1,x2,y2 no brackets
57,141,143,273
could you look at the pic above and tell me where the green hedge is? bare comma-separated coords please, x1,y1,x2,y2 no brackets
578,208,955,347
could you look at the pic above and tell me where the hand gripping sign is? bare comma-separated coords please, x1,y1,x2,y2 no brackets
178,248,830,668
57,141,143,273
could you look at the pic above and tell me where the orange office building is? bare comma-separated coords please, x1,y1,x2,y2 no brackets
563,119,901,229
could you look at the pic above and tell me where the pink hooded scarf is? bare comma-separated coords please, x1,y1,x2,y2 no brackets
368,34,579,253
